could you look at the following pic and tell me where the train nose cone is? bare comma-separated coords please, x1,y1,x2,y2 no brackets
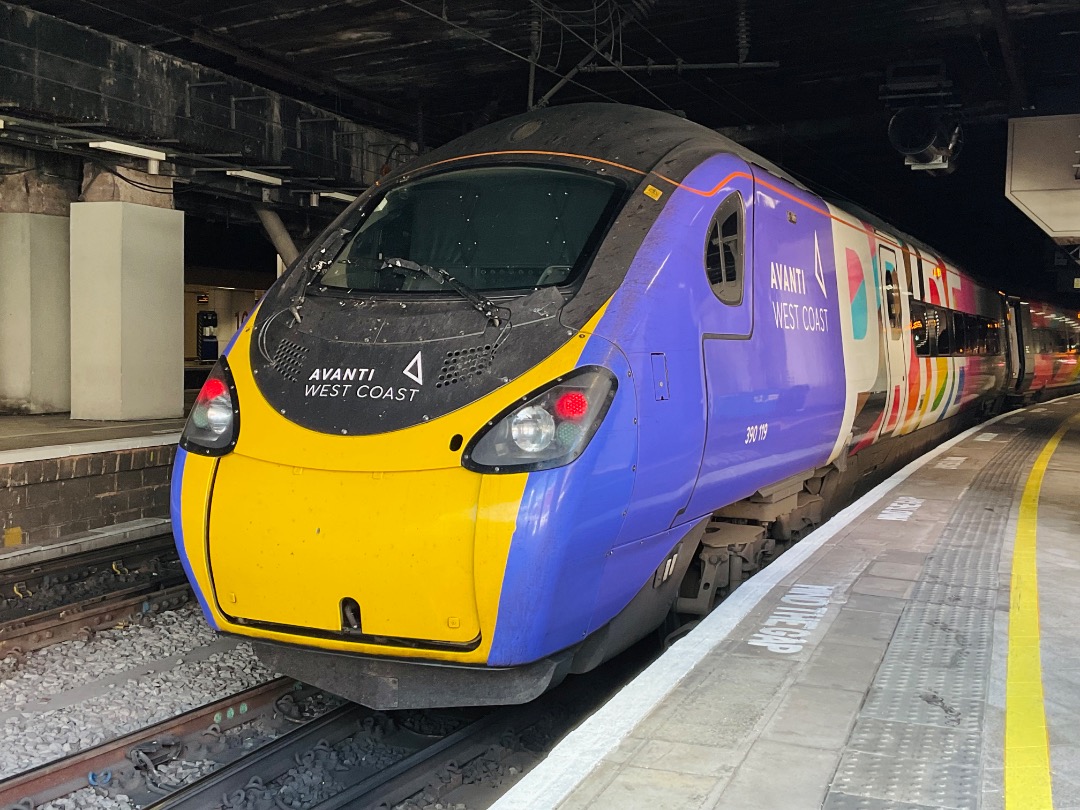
206,457,503,650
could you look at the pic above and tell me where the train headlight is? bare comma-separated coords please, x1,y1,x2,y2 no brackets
463,367,617,473
510,406,556,452
181,358,240,456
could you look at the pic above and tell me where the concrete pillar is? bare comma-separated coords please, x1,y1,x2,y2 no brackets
70,166,184,420
0,149,78,414
0,214,72,413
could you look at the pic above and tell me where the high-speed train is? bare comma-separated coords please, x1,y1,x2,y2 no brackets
172,104,1080,709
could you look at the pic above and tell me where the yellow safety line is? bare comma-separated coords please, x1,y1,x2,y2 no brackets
1004,412,1080,809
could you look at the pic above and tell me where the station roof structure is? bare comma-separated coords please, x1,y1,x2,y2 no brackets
4,0,1080,300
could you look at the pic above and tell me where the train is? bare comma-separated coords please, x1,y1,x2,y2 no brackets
171,103,1080,710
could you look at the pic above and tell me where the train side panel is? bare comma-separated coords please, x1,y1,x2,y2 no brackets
592,153,848,528
487,336,639,665
824,205,887,454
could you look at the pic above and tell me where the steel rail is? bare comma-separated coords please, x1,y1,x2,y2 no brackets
0,678,294,808
0,581,191,658
313,711,505,810
0,533,177,593
146,702,370,809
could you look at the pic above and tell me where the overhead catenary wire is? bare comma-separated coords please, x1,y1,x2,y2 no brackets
618,14,885,206
524,3,884,210
528,0,675,112
537,2,757,124
394,0,624,107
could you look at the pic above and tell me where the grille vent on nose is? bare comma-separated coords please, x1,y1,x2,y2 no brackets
436,344,494,388
271,337,308,382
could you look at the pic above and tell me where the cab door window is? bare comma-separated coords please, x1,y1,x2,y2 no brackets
704,193,744,305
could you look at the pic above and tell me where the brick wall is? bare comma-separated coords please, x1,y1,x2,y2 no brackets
0,445,175,546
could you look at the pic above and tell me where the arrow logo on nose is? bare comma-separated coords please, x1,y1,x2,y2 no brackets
814,232,827,298
403,351,424,385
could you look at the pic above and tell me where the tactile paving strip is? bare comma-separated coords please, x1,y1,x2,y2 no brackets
823,794,943,810
831,751,982,809
907,582,997,610
846,717,981,762
825,416,1057,809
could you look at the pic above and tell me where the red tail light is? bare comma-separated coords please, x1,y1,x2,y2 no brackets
555,391,589,421
180,359,239,456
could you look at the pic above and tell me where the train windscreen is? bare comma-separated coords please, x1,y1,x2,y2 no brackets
317,166,623,292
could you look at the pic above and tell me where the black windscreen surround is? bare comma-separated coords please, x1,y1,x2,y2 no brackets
244,105,713,437
318,166,622,292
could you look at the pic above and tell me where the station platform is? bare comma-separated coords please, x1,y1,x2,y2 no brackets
0,413,184,552
495,396,1080,810
0,413,184,454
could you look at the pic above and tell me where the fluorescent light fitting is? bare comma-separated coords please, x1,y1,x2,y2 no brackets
0,119,5,130
89,140,167,161
226,169,282,186
322,191,357,202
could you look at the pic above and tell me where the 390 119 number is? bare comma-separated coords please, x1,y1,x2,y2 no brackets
745,422,769,444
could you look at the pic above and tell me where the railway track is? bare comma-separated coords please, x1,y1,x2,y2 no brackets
149,641,648,810
0,534,180,602
0,533,189,660
0,639,644,810
152,704,510,810
0,678,307,808
0,677,496,810
0,531,644,809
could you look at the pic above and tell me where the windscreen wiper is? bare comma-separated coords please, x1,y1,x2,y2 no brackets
288,226,352,324
382,257,508,328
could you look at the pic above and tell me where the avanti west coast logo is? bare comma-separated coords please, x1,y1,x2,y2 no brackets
303,351,425,401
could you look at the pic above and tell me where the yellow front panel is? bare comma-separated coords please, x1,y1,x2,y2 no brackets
179,299,611,660
209,456,486,643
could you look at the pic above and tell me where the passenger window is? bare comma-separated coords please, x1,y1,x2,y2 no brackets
935,308,952,355
911,301,932,357
952,312,966,355
968,315,986,355
968,319,977,354
704,194,743,306
986,319,1002,355
923,307,941,357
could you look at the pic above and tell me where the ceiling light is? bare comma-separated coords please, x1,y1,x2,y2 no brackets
226,169,282,186
322,191,357,202
88,140,167,161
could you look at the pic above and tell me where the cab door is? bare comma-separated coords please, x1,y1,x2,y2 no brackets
676,158,756,521
1006,296,1033,393
682,161,845,520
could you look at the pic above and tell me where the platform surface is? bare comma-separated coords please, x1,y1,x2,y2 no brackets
495,396,1080,810
0,413,185,454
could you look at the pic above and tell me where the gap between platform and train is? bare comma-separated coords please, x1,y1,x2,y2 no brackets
1003,412,1080,810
